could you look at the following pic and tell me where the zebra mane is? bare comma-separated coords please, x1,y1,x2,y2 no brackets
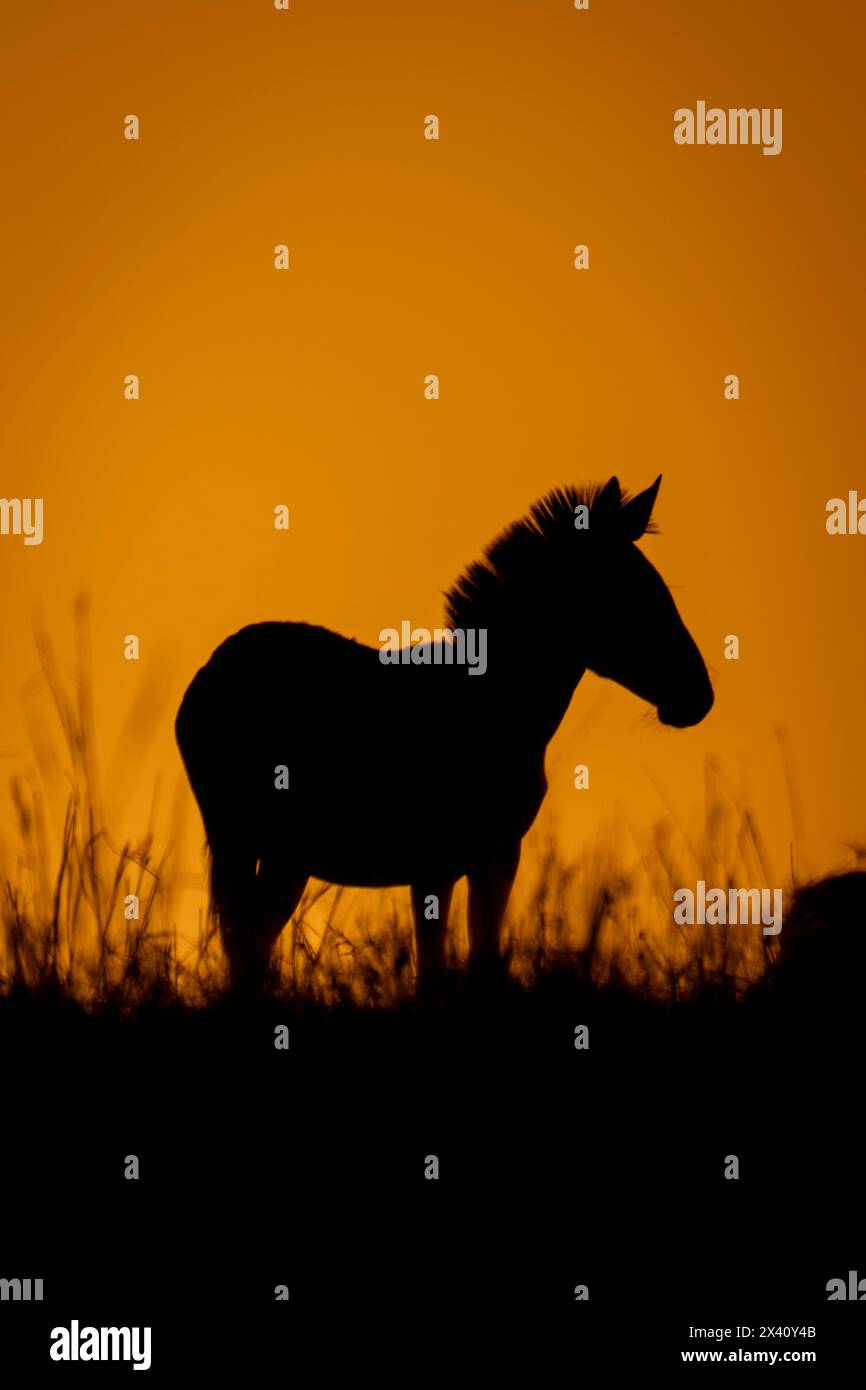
444,482,655,629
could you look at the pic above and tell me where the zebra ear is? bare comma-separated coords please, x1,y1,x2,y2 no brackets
592,476,622,528
621,475,661,540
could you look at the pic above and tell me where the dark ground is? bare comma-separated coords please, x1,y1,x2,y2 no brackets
2,946,864,1376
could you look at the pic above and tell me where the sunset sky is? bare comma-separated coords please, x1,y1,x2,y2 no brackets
2,0,865,946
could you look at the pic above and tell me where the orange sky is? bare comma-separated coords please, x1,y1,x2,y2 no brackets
2,0,865,940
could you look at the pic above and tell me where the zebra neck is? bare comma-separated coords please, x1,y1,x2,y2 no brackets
485,652,586,750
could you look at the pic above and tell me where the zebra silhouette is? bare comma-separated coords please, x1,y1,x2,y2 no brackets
175,476,713,992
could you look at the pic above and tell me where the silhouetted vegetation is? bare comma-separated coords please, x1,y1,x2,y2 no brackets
1,607,862,1032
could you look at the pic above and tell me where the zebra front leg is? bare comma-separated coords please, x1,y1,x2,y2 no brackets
467,844,520,981
411,882,454,991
